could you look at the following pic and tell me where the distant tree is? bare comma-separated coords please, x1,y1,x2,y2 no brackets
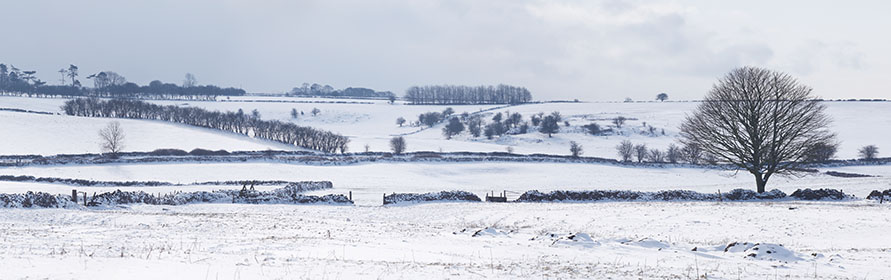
803,141,838,163
617,140,633,162
550,111,562,122
311,108,321,116
396,117,406,127
633,144,648,163
570,141,583,158
531,113,543,126
656,93,669,102
518,122,529,134
612,116,626,128
647,149,665,163
290,108,299,119
681,143,703,164
442,107,454,117
99,121,125,156
442,117,465,139
492,112,503,123
390,136,406,154
506,112,523,128
484,125,495,139
468,116,483,137
859,145,879,160
582,123,601,135
624,97,633,103
505,146,514,154
251,109,261,119
183,73,198,88
57,68,67,85
539,115,559,137
418,112,443,127
388,95,396,104
66,64,79,86
666,144,682,163
364,144,371,153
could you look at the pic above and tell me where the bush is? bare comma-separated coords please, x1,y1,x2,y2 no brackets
383,191,481,205
866,189,891,201
189,148,230,156
789,188,848,200
149,149,189,156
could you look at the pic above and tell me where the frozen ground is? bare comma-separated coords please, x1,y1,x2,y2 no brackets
2,95,888,159
2,95,890,279
1,202,889,279
0,111,301,155
2,162,889,205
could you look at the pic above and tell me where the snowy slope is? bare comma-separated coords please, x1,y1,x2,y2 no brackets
0,111,301,155
3,96,889,159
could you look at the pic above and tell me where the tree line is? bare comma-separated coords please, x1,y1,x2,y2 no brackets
289,83,395,99
403,84,532,105
62,98,349,153
0,63,244,99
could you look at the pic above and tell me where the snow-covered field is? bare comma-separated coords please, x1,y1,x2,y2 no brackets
2,95,891,279
1,202,889,279
2,95,889,159
0,111,300,155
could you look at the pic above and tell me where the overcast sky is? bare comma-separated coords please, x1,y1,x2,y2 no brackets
2,0,888,100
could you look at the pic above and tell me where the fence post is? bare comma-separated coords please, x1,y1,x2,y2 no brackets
349,191,352,201
72,189,78,203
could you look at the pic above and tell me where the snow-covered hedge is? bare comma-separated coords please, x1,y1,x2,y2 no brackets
1,181,347,208
0,192,80,208
0,175,315,188
515,189,787,202
383,191,481,205
86,182,341,206
867,189,891,201
789,188,850,200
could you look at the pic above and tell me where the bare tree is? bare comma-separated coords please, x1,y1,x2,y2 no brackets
633,144,647,163
616,140,633,162
647,148,665,163
99,121,125,156
666,144,682,163
859,145,879,160
679,67,836,193
612,116,626,128
569,141,583,158
183,73,198,88
311,108,321,116
656,93,669,102
390,136,406,154
396,117,406,127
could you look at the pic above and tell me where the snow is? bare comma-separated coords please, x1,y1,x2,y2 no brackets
3,161,890,206
2,95,891,278
0,111,301,155
4,96,890,159
0,202,888,279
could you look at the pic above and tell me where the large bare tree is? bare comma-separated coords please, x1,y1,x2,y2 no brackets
680,67,835,193
99,121,125,156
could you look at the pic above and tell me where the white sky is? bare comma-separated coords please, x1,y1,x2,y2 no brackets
2,0,888,100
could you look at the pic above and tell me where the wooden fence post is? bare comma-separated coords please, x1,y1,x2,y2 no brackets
72,189,77,203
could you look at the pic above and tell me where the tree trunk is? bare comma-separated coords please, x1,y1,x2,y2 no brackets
754,174,766,193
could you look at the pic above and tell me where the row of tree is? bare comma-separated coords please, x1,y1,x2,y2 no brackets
403,84,532,105
0,63,244,98
62,98,348,153
288,83,395,99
